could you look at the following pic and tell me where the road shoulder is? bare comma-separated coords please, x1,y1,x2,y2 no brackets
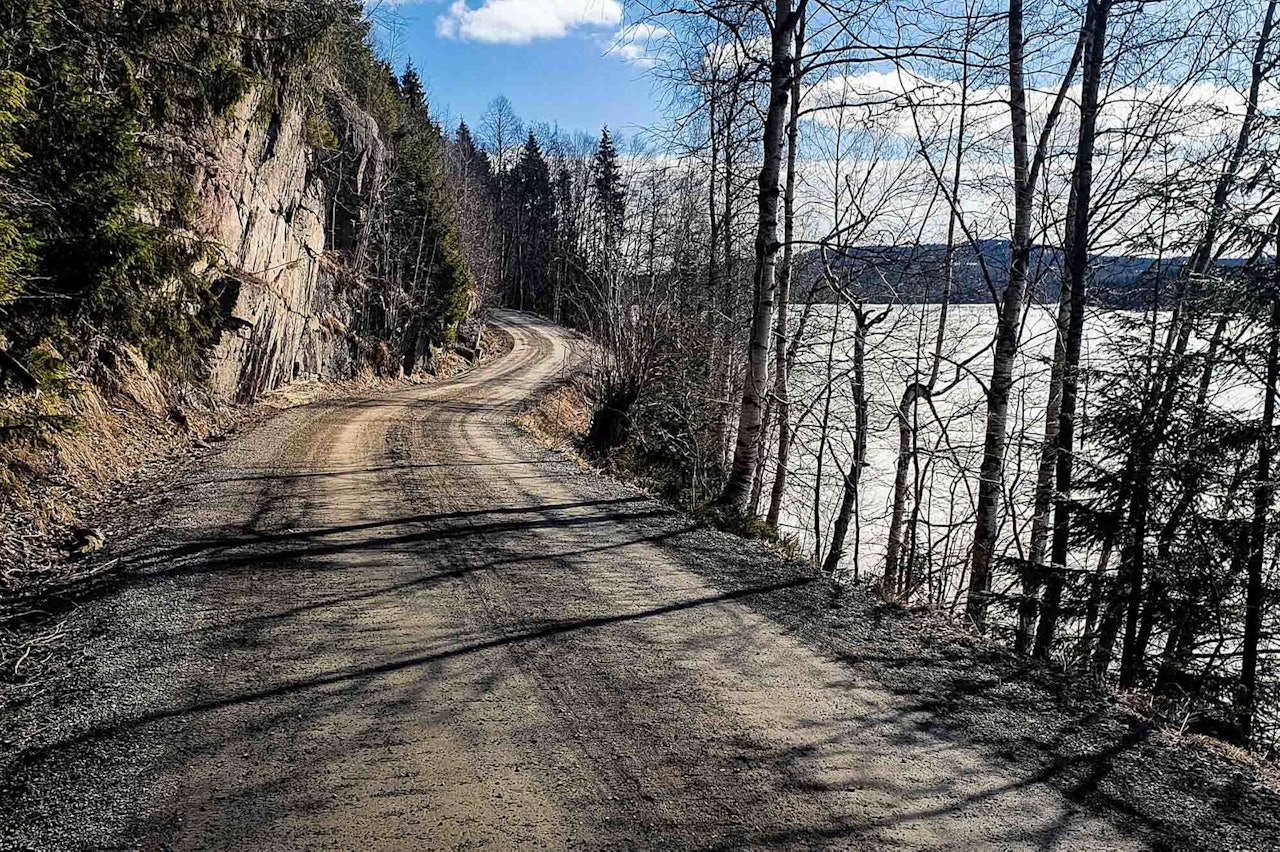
512,365,1280,849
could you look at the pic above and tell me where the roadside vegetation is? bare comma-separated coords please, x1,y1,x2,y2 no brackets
0,0,475,443
0,0,484,503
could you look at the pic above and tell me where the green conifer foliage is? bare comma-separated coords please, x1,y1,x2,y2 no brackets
0,71,33,313
0,0,476,394
0,0,347,383
507,132,556,312
591,127,625,267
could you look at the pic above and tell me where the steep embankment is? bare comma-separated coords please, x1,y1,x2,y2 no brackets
3,85,386,532
194,77,470,402
2,2,478,605
197,87,382,401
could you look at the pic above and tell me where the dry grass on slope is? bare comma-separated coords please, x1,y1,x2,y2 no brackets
514,379,591,452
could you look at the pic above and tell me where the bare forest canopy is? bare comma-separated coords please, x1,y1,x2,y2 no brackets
455,0,1280,758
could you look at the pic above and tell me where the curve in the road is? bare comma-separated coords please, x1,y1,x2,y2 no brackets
8,310,1137,849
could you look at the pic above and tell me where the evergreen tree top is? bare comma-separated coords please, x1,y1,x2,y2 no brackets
456,120,477,151
592,126,625,222
400,63,427,116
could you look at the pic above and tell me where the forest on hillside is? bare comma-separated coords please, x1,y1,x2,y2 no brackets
0,0,476,403
3,0,1280,762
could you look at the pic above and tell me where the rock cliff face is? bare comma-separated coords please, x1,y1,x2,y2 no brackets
193,89,384,402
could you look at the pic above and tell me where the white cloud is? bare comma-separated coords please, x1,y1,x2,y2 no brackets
607,23,668,67
436,0,622,44
805,69,1264,153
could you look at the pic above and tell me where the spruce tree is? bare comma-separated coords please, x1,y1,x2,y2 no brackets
385,61,472,367
591,127,625,271
509,132,555,311
400,62,426,116
455,120,491,182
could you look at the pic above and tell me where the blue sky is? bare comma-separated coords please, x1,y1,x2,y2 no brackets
368,1,664,139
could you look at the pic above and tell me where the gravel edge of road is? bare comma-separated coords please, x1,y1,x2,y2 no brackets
0,328,518,850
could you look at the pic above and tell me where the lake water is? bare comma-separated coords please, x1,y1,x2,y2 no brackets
771,302,1261,610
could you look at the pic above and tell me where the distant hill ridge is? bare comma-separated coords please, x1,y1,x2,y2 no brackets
795,239,1249,307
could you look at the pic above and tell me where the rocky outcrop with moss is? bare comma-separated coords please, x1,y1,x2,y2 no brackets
196,89,376,401
0,0,474,413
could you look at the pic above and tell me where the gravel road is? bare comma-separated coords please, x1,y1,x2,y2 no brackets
2,311,1164,848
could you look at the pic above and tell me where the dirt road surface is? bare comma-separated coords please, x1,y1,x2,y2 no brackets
4,312,1165,848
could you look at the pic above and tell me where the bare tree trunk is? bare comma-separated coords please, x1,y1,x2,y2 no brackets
886,46,968,596
708,96,720,305
719,0,802,510
768,291,822,527
1117,486,1151,687
764,11,806,527
965,0,1085,628
1032,0,1112,660
707,93,729,468
824,307,870,576
813,308,838,563
966,0,1034,627
1019,304,1066,652
715,99,739,471
885,382,928,594
1240,239,1280,741
749,414,774,516
1077,537,1112,661
1091,542,1124,674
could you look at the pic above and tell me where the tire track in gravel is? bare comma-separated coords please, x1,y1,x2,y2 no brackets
5,309,1143,850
